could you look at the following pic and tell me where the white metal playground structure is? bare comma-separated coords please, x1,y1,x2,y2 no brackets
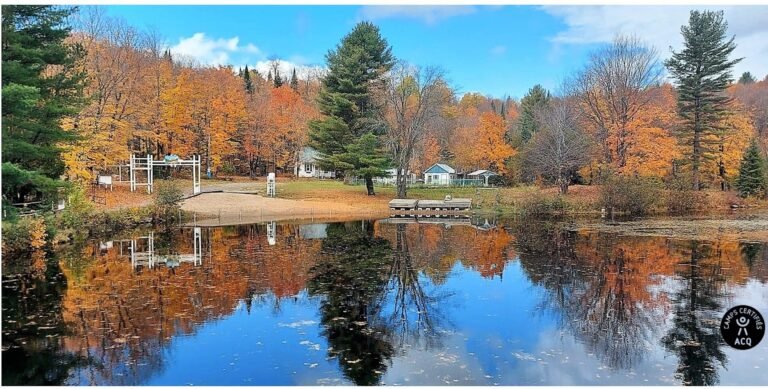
128,154,202,195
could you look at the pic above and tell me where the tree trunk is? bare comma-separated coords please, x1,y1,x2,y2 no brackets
365,175,375,196
396,168,407,198
692,99,702,190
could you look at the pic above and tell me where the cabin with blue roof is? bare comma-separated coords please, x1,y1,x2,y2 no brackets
424,163,456,186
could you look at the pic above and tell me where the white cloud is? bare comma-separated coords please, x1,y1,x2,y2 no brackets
358,5,476,25
168,33,325,79
253,59,326,81
169,32,261,67
543,6,768,79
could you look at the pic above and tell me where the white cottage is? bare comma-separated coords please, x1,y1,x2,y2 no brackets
423,163,456,186
294,147,335,178
375,168,417,185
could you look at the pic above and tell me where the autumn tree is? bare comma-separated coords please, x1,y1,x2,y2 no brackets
380,62,448,197
308,21,394,195
263,85,317,170
525,98,592,194
64,9,160,181
730,78,768,143
2,5,86,202
570,35,663,174
665,10,742,190
708,103,754,190
453,111,515,174
621,84,682,177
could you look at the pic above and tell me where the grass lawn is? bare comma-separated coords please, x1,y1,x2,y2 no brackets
273,178,602,212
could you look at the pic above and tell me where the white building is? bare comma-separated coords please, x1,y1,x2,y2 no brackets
423,163,456,186
375,168,417,185
294,147,335,178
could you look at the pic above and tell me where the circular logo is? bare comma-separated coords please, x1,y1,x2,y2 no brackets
720,305,764,350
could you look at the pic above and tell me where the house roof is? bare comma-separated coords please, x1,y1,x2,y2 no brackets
468,169,497,176
298,147,321,163
425,163,455,174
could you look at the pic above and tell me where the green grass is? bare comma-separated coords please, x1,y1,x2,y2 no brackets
276,179,382,198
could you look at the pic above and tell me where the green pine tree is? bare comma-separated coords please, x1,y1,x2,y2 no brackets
2,5,86,204
308,21,394,195
242,64,253,94
273,68,283,88
735,140,767,198
518,85,550,143
290,68,299,91
738,71,756,84
665,10,742,190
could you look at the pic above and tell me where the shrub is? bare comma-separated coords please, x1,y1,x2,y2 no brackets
87,207,154,235
154,180,184,222
2,217,48,262
664,176,710,214
487,175,509,187
599,175,662,216
58,184,94,230
519,195,568,216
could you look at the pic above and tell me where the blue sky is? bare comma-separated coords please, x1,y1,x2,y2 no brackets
101,5,768,99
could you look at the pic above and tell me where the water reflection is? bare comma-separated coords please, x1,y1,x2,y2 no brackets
2,217,767,385
102,227,204,270
307,221,394,385
661,241,728,386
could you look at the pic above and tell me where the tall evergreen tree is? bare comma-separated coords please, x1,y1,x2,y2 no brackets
242,64,253,94
308,21,394,195
738,71,756,84
289,68,299,91
273,68,283,88
518,85,551,143
735,140,767,197
2,5,86,203
665,10,742,190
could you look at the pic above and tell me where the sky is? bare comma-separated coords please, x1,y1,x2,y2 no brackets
99,5,768,99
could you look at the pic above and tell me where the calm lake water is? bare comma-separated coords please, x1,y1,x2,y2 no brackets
3,216,767,385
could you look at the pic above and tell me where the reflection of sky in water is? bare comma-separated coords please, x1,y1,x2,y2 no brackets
108,254,767,385
7,220,767,386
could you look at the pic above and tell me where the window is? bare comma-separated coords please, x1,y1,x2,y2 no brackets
305,163,313,173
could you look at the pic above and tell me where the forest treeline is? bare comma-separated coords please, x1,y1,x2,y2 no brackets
2,5,768,206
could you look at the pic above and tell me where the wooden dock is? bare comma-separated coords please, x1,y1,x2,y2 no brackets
388,199,418,210
388,198,472,213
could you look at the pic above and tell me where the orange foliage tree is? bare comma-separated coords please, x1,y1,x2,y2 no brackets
453,111,515,173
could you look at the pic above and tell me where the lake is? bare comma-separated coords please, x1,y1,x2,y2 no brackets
2,216,767,385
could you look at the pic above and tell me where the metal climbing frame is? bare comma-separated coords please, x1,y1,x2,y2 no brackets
129,154,201,195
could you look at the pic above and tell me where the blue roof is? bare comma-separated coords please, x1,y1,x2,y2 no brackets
425,163,455,174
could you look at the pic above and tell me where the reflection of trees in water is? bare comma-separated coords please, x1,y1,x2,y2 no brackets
307,221,454,384
661,241,727,386
372,224,451,351
307,221,394,385
12,218,755,385
2,256,92,385
740,241,768,278
515,222,659,370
